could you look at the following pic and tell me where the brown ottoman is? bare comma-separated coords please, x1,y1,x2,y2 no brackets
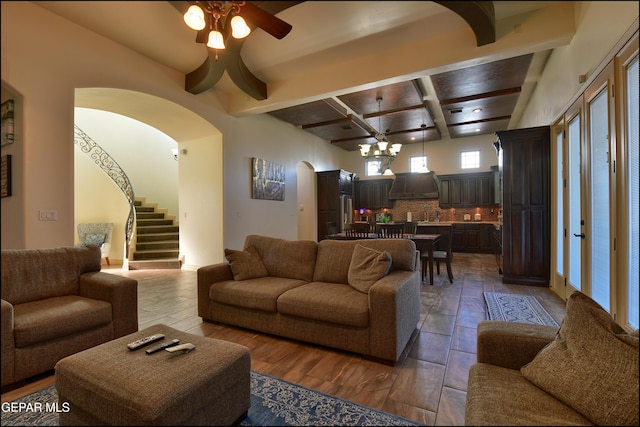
54,324,251,426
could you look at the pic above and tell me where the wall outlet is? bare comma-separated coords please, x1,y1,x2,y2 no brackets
39,210,58,221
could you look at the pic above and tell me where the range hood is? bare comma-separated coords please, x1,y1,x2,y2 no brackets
388,172,440,200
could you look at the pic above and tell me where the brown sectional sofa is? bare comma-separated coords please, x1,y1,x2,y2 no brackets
465,292,639,426
197,234,421,363
1,246,138,388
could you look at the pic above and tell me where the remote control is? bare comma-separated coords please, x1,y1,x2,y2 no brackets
126,334,165,350
165,343,195,354
145,339,180,354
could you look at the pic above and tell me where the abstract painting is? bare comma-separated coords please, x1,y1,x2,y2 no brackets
252,157,285,201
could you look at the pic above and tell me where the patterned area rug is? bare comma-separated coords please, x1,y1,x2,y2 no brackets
1,371,421,426
484,292,560,327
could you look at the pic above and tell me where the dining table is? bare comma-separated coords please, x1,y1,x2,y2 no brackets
324,232,442,285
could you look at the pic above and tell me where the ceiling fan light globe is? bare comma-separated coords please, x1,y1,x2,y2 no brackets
207,30,226,49
231,15,251,39
383,168,394,176
377,141,388,151
184,5,206,30
391,143,402,153
359,144,371,156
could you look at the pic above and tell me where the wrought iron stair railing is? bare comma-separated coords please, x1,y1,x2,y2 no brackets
74,125,136,257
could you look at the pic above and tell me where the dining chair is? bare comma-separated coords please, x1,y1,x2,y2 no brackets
376,223,404,238
345,222,370,239
403,222,418,237
421,225,454,283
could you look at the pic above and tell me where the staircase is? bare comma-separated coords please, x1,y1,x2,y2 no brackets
128,200,181,270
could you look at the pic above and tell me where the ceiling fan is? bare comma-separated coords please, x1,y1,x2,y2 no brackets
186,1,294,46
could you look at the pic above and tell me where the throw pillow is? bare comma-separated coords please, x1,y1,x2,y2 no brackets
84,233,105,247
521,291,639,426
224,245,268,281
347,244,392,293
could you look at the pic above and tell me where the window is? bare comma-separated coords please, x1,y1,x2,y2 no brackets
365,160,382,176
460,150,480,169
410,155,428,173
620,38,639,329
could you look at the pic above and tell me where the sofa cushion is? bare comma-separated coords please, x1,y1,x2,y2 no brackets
209,277,308,312
313,239,416,284
521,291,639,426
466,363,593,426
83,233,105,247
224,246,268,281
244,235,317,282
347,244,391,293
277,282,369,327
13,296,113,348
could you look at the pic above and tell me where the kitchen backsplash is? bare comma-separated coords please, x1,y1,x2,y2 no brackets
356,199,500,223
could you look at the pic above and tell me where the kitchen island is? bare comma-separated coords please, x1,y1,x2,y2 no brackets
417,221,499,254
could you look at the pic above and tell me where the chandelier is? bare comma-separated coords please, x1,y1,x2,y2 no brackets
359,97,402,176
416,123,430,173
183,2,252,54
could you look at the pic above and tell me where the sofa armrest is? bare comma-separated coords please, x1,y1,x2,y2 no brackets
79,272,138,337
1,299,15,387
368,270,421,362
197,263,233,318
476,320,559,370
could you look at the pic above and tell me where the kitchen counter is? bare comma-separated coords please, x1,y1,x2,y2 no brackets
416,221,499,225
417,221,500,254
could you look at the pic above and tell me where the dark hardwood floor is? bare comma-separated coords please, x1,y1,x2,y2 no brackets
1,253,567,425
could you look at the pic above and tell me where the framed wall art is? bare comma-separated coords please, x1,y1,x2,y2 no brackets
251,157,285,201
1,155,11,198
1,99,14,147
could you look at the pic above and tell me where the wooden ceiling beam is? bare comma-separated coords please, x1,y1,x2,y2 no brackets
440,87,522,105
301,115,353,129
363,103,428,119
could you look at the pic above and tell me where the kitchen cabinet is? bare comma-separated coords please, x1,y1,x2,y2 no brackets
450,223,496,253
496,126,550,286
317,170,355,241
438,172,496,208
491,165,501,205
355,179,393,210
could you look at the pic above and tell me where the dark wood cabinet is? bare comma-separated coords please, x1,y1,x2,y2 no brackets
450,223,496,253
439,172,496,208
354,179,393,210
317,170,355,241
496,126,550,286
491,165,501,205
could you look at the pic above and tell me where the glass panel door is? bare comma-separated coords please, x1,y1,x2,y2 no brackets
566,106,582,294
586,83,611,311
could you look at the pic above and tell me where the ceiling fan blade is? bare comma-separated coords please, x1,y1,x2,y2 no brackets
241,2,293,40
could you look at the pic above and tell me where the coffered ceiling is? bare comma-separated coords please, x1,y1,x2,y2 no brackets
33,1,570,150
268,53,533,150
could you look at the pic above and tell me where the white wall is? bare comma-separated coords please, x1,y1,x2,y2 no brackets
0,2,344,267
342,133,499,180
75,108,179,217
518,2,639,127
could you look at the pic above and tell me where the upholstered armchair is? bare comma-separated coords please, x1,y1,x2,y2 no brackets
77,223,114,266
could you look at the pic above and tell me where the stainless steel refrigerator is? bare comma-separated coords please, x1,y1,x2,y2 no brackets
340,194,353,231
